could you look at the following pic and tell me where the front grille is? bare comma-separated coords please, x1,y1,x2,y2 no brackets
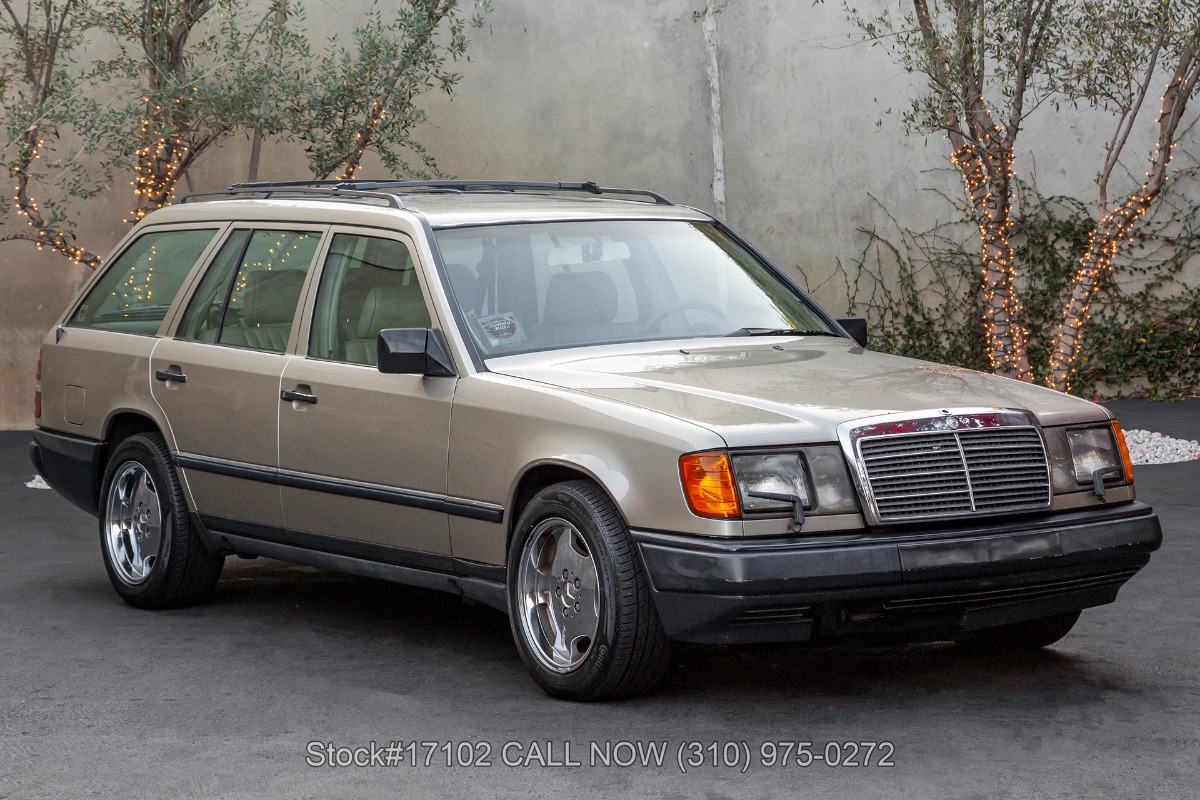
858,426,1050,523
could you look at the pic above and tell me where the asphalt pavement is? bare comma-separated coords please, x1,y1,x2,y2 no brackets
2,399,1197,799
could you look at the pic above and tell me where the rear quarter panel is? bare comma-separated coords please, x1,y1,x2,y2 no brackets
38,327,168,442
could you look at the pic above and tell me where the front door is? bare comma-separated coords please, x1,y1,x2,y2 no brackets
152,226,325,529
278,229,455,567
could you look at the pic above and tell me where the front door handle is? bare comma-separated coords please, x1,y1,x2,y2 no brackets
155,368,187,384
281,388,318,405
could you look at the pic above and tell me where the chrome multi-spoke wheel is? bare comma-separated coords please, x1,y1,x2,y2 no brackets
507,481,673,700
98,433,223,608
103,461,163,585
516,517,601,672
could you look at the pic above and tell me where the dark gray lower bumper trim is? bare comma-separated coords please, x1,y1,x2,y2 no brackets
632,503,1161,644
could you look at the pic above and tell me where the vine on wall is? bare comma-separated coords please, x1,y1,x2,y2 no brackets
834,173,1200,399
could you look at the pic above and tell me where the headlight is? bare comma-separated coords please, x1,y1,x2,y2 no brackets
731,446,859,517
1066,427,1122,483
1051,421,1134,495
732,453,811,512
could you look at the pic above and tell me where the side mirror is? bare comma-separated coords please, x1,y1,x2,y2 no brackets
837,317,868,348
377,328,457,377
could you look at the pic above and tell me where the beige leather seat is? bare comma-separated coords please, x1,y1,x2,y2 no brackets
536,270,637,345
343,284,431,365
220,269,307,352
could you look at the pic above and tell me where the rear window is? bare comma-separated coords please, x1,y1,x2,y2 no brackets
69,228,218,335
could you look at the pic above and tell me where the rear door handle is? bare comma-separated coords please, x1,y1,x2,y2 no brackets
281,388,318,405
155,368,187,384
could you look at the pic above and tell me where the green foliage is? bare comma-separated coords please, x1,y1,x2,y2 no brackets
89,0,310,175
0,0,98,248
291,0,489,179
838,175,1200,398
1,0,492,261
843,0,1196,138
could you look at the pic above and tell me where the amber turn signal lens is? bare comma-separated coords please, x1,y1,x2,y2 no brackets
680,451,741,519
1111,420,1135,485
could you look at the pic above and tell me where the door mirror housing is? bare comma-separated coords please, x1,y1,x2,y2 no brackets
837,317,868,348
377,328,457,377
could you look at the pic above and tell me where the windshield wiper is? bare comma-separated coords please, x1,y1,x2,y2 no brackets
722,327,841,337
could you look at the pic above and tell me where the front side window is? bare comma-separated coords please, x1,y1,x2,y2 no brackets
69,228,218,335
308,233,431,366
177,228,322,353
434,220,835,356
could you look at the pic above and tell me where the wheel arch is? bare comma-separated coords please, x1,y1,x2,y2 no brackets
97,410,172,505
506,459,627,551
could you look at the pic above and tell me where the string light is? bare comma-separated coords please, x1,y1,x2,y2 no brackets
1046,70,1191,391
9,140,100,267
338,105,388,181
950,134,1032,384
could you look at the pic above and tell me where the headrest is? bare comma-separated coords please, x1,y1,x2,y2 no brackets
239,269,306,324
542,270,618,326
356,284,428,338
361,237,411,271
445,263,481,314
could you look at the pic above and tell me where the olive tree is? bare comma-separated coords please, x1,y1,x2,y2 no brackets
292,0,487,181
0,0,103,266
94,0,308,222
846,0,1200,390
1,0,488,269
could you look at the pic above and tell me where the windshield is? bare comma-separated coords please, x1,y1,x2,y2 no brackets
433,219,837,356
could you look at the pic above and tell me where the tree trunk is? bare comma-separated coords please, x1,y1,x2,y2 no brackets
1045,42,1199,392
1045,191,1154,392
951,143,1033,382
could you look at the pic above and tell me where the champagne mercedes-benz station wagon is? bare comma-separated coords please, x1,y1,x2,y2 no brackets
30,180,1162,700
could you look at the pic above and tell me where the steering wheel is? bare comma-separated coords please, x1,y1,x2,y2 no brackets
639,300,726,334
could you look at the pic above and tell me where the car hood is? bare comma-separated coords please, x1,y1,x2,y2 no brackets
488,338,1108,446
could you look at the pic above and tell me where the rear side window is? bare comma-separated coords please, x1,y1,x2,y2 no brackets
69,228,218,335
177,229,322,353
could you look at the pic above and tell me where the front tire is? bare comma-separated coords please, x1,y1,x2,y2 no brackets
99,433,223,609
507,481,672,701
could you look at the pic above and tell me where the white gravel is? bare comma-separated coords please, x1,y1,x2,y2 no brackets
1121,428,1200,465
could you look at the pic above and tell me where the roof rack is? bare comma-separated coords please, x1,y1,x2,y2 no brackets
335,180,675,205
181,182,405,209
180,179,674,207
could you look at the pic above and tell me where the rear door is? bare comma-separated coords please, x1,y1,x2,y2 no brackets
152,226,325,530
277,228,455,565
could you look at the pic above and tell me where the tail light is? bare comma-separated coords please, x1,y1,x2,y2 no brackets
34,349,42,419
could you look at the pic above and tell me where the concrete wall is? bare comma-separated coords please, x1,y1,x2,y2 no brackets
1,0,1189,427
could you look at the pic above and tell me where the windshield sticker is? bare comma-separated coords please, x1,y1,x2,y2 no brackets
478,312,527,347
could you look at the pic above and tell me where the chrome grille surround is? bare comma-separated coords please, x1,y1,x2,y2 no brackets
836,408,1052,526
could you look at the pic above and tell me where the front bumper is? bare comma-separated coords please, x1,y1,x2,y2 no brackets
633,502,1162,644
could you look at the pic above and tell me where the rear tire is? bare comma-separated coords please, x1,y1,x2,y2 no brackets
99,433,223,609
507,480,672,701
958,610,1082,653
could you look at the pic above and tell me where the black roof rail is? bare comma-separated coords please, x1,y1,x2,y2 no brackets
181,182,405,209
180,179,675,207
339,180,673,205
